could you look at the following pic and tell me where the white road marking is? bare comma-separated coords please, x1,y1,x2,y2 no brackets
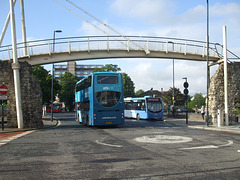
218,140,233,147
237,150,240,152
95,140,122,148
180,140,233,150
2,139,11,142
135,135,193,144
57,120,61,127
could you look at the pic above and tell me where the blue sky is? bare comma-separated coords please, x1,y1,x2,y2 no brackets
1,0,240,95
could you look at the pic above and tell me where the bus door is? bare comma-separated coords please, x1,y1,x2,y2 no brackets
134,100,147,119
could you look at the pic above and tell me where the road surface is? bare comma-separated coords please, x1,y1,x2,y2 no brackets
0,113,239,179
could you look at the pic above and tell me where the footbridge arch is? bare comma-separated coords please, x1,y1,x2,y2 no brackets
1,36,233,65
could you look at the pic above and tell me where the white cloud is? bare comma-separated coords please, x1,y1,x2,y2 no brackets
78,20,112,36
211,2,240,17
121,58,219,95
108,0,239,95
178,5,205,24
56,1,240,96
110,0,175,24
63,0,240,97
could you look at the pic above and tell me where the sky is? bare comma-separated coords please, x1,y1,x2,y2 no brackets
1,0,240,95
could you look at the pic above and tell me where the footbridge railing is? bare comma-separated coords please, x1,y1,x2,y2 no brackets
0,36,239,65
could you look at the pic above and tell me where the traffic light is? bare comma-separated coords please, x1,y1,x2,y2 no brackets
183,78,189,124
183,81,189,95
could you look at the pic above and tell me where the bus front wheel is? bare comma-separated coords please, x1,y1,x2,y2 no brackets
136,114,140,120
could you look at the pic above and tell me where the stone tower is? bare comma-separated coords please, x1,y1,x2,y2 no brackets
0,61,43,128
208,62,240,125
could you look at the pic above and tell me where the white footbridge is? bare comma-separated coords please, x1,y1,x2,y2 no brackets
1,35,238,66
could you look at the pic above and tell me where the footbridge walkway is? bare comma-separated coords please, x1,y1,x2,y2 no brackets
1,35,238,65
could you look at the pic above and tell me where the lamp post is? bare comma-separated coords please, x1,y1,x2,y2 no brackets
206,0,210,126
169,41,175,106
51,30,62,122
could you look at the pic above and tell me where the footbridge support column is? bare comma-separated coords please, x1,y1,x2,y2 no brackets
9,0,23,129
223,26,229,126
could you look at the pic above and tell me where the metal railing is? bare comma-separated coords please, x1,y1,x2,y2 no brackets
0,36,239,62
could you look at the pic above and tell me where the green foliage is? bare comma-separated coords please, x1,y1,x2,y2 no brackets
32,65,49,80
236,108,240,115
93,64,121,72
122,73,135,98
235,98,240,115
135,89,144,96
162,87,185,106
32,66,60,104
58,72,78,111
188,93,206,109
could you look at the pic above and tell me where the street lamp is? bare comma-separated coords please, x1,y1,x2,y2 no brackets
53,30,62,52
206,0,210,126
51,30,62,122
169,41,175,106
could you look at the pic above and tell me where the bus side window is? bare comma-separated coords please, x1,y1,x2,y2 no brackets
124,102,129,110
136,102,142,110
132,102,137,110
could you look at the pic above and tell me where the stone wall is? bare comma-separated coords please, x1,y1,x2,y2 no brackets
209,62,240,125
0,61,43,128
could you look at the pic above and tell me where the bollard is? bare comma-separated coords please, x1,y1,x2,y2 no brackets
217,109,223,127
42,105,46,117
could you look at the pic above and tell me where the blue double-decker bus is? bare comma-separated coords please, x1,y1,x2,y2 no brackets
75,72,125,126
124,96,164,120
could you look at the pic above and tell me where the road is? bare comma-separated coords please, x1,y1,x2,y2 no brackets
0,113,239,179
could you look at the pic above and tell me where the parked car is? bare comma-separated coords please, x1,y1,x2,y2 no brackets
176,107,186,113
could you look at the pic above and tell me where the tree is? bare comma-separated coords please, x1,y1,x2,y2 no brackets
162,87,185,107
188,93,206,109
122,73,135,97
93,64,121,72
135,89,144,96
58,72,78,111
32,65,60,104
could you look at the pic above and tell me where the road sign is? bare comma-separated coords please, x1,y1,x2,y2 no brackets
0,96,8,100
0,84,8,95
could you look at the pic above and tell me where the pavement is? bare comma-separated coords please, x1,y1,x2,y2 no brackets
0,114,240,134
165,116,240,134
0,116,58,134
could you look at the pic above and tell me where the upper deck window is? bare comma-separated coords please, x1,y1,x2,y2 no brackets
97,76,118,84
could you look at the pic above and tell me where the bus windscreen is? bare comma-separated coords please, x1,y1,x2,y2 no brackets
96,91,121,107
147,98,162,113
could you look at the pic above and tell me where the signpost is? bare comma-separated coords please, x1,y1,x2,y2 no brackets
0,83,8,131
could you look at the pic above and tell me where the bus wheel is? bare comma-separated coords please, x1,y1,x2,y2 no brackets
136,114,140,120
